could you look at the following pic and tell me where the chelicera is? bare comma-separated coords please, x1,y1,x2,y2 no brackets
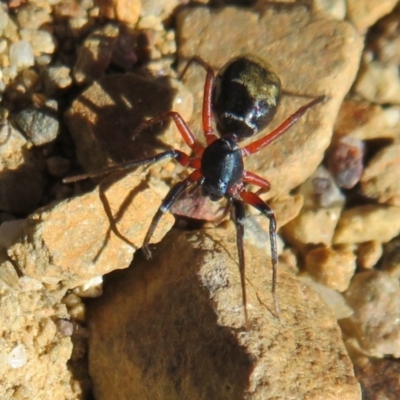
65,55,324,326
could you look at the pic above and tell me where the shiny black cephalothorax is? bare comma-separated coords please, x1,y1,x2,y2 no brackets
65,55,324,328
201,138,244,201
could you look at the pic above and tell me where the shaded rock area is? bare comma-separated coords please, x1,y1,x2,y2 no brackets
88,226,361,400
0,124,46,215
65,72,193,173
354,357,400,399
8,167,174,287
177,5,363,199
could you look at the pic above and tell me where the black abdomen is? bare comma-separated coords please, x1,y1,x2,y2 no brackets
212,55,282,141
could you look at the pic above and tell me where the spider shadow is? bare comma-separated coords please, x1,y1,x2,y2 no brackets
201,227,277,318
68,73,181,172
92,169,152,262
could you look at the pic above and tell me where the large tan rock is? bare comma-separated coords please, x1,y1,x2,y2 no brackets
88,225,361,399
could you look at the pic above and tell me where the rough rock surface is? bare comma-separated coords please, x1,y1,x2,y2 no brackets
347,0,398,33
88,226,361,400
333,205,400,244
281,167,344,246
8,167,173,287
176,5,363,199
0,251,80,399
354,59,400,104
305,246,356,292
361,143,400,206
356,241,383,270
333,99,400,141
97,0,141,25
341,270,400,358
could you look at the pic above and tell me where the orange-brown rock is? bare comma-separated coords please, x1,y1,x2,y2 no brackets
8,167,174,287
177,5,363,199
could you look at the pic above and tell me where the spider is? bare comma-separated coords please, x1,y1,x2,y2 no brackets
65,55,324,326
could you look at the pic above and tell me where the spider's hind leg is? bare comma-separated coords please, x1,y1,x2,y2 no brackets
232,199,249,328
239,190,280,318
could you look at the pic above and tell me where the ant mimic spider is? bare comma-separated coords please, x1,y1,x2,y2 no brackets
65,55,324,326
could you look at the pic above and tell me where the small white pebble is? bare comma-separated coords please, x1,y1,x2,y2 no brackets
0,38,7,54
36,54,52,66
63,293,82,307
9,40,34,71
73,276,103,298
69,303,86,322
383,106,400,127
2,66,18,82
7,344,27,369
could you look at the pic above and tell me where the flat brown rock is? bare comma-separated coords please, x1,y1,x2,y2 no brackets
333,205,400,245
8,168,174,287
176,5,363,199
88,225,360,400
361,143,400,206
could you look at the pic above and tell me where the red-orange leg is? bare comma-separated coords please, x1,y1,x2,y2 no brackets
243,171,271,192
134,111,204,156
240,190,280,317
179,56,218,145
241,95,325,157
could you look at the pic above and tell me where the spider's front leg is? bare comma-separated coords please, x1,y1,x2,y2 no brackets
142,170,203,259
179,56,218,145
63,150,193,184
241,95,325,157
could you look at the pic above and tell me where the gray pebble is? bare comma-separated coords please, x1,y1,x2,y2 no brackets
15,107,60,146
